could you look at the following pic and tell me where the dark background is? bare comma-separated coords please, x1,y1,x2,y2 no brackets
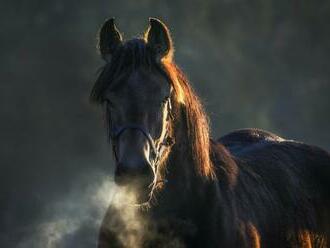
1,0,330,247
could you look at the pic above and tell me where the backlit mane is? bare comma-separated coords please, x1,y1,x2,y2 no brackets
162,61,216,179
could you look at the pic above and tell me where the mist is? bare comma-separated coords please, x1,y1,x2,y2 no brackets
3,171,113,247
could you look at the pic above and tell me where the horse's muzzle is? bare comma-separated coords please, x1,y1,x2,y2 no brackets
114,160,153,186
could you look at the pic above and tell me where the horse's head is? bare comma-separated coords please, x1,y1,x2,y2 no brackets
91,18,176,202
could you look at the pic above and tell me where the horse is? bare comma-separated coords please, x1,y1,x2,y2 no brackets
91,18,330,248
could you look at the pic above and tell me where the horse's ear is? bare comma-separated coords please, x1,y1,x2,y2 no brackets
145,18,173,61
98,18,123,62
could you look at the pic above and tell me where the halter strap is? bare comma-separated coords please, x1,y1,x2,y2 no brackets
109,97,174,165
110,124,158,157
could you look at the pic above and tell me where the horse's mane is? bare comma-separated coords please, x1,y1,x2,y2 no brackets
162,61,216,179
90,38,215,179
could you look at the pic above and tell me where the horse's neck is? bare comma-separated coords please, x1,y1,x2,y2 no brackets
146,113,230,246
167,114,201,191
153,115,214,215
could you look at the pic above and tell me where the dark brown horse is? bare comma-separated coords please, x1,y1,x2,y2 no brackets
91,18,330,248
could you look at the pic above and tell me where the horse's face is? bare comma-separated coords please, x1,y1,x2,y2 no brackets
94,18,174,202
105,68,171,186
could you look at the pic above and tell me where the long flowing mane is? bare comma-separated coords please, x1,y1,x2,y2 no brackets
90,38,215,179
162,61,216,179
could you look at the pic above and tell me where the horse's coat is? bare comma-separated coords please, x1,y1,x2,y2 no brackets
92,18,330,248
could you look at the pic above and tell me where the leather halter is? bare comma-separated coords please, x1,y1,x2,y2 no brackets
109,97,174,165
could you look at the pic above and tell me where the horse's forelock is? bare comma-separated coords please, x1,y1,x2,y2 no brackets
90,39,153,103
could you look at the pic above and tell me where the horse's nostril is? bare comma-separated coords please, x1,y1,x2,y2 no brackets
114,160,152,185
115,163,125,177
116,163,137,176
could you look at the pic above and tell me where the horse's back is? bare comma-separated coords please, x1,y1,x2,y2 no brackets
218,128,285,154
218,128,330,198
217,128,330,247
